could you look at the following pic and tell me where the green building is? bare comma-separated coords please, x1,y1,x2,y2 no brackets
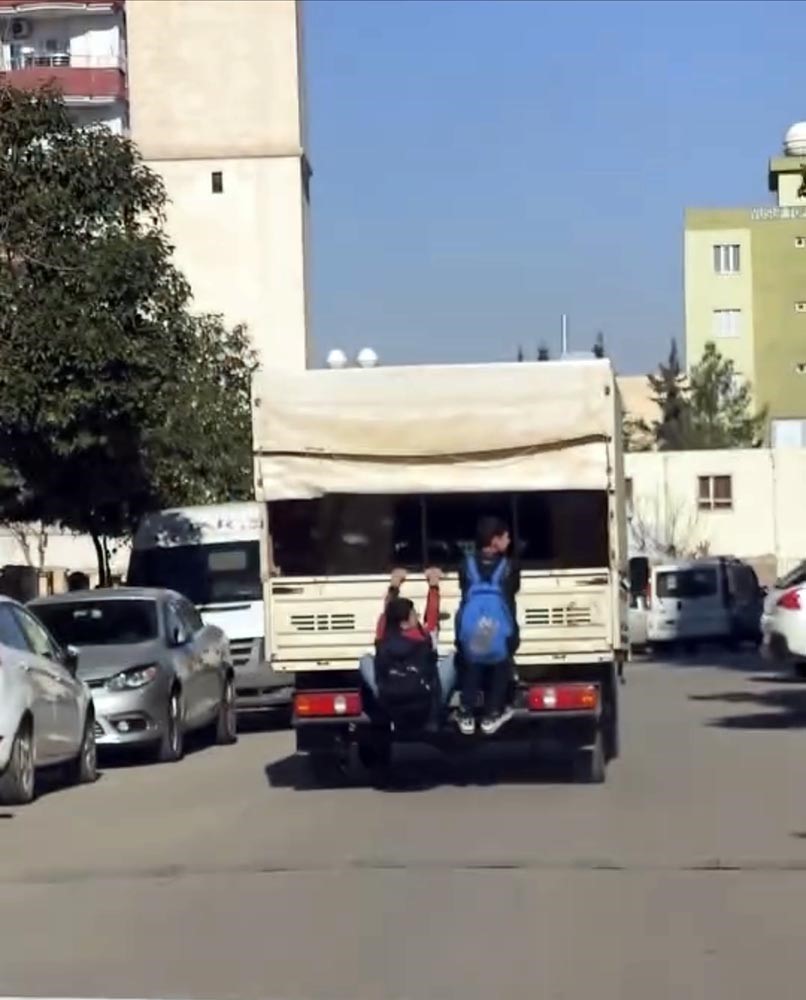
685,122,806,446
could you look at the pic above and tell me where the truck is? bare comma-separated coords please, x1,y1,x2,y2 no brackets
252,357,628,782
127,502,293,711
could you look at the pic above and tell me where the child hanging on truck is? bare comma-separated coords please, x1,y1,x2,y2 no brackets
455,516,521,736
359,567,456,727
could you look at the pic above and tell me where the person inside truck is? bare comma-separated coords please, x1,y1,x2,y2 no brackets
455,516,521,736
359,566,456,721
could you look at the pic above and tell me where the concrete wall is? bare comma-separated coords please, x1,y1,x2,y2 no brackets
126,0,311,370
625,448,806,581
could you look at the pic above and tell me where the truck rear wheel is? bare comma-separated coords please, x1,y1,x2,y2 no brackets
574,731,606,784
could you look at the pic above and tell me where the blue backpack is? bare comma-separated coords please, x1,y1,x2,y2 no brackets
456,555,514,665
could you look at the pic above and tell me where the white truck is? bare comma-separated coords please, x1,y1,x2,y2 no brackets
252,358,628,782
127,502,293,711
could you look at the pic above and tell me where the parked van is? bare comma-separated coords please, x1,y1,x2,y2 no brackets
128,503,293,711
647,556,763,652
627,555,651,651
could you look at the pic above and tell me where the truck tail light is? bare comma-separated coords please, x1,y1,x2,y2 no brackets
527,683,599,712
777,589,802,611
294,691,362,718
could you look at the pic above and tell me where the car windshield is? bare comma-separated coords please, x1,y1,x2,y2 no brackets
127,542,261,605
33,599,160,647
656,568,718,600
775,559,806,590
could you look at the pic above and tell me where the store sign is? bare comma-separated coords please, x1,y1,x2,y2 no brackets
750,206,806,221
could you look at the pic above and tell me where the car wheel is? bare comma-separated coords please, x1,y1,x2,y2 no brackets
214,675,238,746
155,691,184,763
64,713,98,786
0,720,35,806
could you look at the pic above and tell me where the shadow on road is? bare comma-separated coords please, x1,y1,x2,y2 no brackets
690,685,806,730
650,647,769,674
265,742,593,793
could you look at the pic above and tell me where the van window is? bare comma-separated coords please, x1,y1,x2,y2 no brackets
656,568,718,599
128,541,262,605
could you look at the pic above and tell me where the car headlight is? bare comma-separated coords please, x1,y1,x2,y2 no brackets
106,665,159,691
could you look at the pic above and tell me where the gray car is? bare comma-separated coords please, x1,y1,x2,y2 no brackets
29,588,237,762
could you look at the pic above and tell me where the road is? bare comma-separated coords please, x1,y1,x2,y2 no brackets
2,655,806,999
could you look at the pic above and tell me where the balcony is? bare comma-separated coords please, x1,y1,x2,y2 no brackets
0,52,126,103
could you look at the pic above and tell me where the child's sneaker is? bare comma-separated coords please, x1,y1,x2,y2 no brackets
456,711,476,736
480,706,515,736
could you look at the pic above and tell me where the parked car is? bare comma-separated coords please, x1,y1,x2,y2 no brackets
0,595,97,805
628,555,651,652
29,588,237,762
647,556,763,653
761,559,806,676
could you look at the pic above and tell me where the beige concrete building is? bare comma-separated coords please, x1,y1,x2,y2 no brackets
625,448,806,582
126,0,311,370
685,122,806,445
0,0,313,371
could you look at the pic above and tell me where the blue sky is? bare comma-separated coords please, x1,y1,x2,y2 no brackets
304,0,806,374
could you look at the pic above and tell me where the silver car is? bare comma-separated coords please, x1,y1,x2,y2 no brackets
0,596,97,805
29,588,237,762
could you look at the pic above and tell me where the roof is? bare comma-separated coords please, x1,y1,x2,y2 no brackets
252,359,621,500
29,587,173,606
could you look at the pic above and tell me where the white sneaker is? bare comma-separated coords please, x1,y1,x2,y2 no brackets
456,712,476,736
480,706,515,736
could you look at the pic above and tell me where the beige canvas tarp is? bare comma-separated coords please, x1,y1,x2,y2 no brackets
252,360,620,500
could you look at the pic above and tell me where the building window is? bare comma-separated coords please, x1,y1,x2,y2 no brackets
713,244,740,274
795,237,806,248
712,308,742,339
698,475,733,511
211,171,223,194
771,418,806,448
625,477,633,510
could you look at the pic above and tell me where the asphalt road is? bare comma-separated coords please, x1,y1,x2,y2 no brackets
2,655,806,999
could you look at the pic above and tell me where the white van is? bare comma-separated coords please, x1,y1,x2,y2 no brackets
647,557,763,652
128,503,293,710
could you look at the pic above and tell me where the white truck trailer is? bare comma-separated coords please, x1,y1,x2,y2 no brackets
252,358,628,782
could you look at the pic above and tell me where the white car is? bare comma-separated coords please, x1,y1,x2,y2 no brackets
762,560,806,676
0,596,97,805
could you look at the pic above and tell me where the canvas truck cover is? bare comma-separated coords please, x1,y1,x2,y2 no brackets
252,359,621,501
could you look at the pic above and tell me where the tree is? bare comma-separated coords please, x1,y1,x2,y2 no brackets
516,345,525,362
537,342,550,361
0,86,255,583
686,341,766,448
593,331,606,358
645,339,693,450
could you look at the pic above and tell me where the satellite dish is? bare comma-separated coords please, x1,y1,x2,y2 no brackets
326,348,348,369
356,347,379,368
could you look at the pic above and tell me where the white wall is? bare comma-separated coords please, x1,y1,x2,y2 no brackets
625,448,806,579
0,526,130,580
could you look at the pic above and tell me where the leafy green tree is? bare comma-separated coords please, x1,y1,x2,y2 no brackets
593,331,605,358
0,86,255,583
646,339,693,450
687,341,766,448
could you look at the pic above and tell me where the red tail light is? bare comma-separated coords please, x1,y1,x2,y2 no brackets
294,690,362,718
527,683,599,712
777,589,802,611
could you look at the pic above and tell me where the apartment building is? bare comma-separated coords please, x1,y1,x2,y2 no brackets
0,0,311,370
0,0,127,132
685,123,806,446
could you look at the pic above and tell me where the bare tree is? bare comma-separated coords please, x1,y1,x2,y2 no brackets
628,494,707,560
5,522,49,569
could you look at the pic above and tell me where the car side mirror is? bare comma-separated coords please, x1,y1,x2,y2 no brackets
170,626,189,648
63,644,79,675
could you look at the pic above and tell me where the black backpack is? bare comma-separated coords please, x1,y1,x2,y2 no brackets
375,636,437,726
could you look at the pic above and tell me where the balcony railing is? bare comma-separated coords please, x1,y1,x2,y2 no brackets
5,52,125,72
